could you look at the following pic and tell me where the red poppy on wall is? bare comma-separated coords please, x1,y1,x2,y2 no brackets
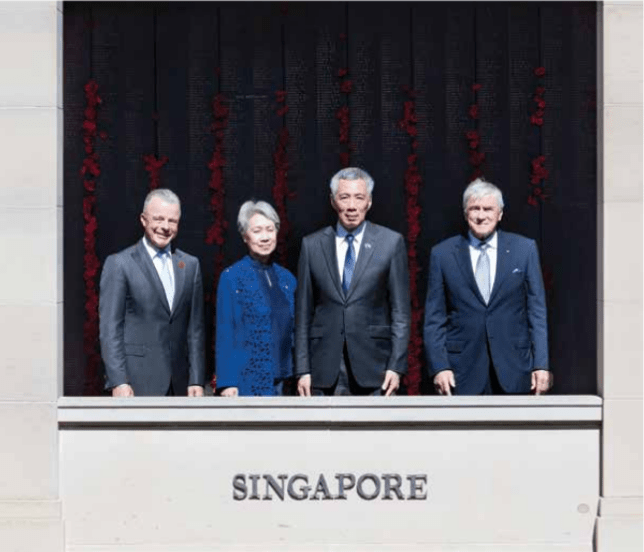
465,83,485,181
398,85,423,395
143,154,169,190
528,67,550,206
272,90,294,266
336,66,353,166
81,79,103,395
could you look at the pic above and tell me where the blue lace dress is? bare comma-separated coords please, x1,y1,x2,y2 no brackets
215,256,296,396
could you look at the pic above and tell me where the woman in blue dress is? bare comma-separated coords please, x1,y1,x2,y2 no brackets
215,200,296,396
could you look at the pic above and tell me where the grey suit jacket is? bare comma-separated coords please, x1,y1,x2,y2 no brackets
99,239,205,395
295,221,411,388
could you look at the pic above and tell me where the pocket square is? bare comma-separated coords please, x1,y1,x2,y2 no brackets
512,268,522,273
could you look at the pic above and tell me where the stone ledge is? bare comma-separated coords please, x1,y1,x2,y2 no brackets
64,545,596,552
58,396,602,427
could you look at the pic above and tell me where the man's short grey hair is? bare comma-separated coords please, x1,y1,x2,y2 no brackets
462,178,504,212
329,167,375,197
143,188,182,216
237,200,280,235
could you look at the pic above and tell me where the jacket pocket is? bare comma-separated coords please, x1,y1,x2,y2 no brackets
309,326,325,339
124,344,147,357
446,340,464,353
513,340,531,349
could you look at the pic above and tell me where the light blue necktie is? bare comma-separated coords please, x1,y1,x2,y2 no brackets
475,242,490,304
342,234,355,294
158,250,174,309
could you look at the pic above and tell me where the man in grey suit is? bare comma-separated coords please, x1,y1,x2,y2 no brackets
99,189,205,397
295,168,411,396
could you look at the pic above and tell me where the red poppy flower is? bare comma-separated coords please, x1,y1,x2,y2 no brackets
340,80,353,94
84,80,98,95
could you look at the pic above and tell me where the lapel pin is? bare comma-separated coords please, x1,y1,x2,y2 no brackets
178,261,186,269
365,243,372,249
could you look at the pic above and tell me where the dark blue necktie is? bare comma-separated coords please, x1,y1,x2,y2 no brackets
342,234,355,294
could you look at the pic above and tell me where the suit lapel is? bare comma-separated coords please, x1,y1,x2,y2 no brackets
345,221,375,301
489,230,510,305
453,235,485,304
171,249,186,314
320,227,344,299
132,239,171,315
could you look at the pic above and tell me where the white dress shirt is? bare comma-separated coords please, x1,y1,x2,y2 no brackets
468,231,498,292
143,236,175,290
335,222,366,281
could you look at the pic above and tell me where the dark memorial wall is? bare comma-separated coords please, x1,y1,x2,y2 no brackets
63,2,598,395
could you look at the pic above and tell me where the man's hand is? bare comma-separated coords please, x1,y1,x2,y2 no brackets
297,374,311,396
381,370,400,396
434,370,455,395
188,385,205,397
112,384,134,397
220,387,238,397
531,370,551,395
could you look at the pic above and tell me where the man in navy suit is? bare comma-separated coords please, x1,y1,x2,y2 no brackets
424,178,550,395
99,189,205,397
295,167,411,396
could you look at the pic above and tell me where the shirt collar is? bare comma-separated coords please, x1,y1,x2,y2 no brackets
143,236,171,258
336,221,366,239
468,230,498,250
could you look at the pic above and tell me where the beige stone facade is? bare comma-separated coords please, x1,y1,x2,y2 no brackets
0,2,640,550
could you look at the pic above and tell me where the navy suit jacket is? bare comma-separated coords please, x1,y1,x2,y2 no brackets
423,230,548,394
295,221,411,389
99,239,205,395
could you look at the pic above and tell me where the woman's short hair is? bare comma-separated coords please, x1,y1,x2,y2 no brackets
237,200,280,235
329,167,375,197
143,188,181,216
462,178,504,212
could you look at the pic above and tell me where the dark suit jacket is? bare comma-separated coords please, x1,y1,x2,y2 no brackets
295,221,411,389
423,230,549,394
99,239,205,395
